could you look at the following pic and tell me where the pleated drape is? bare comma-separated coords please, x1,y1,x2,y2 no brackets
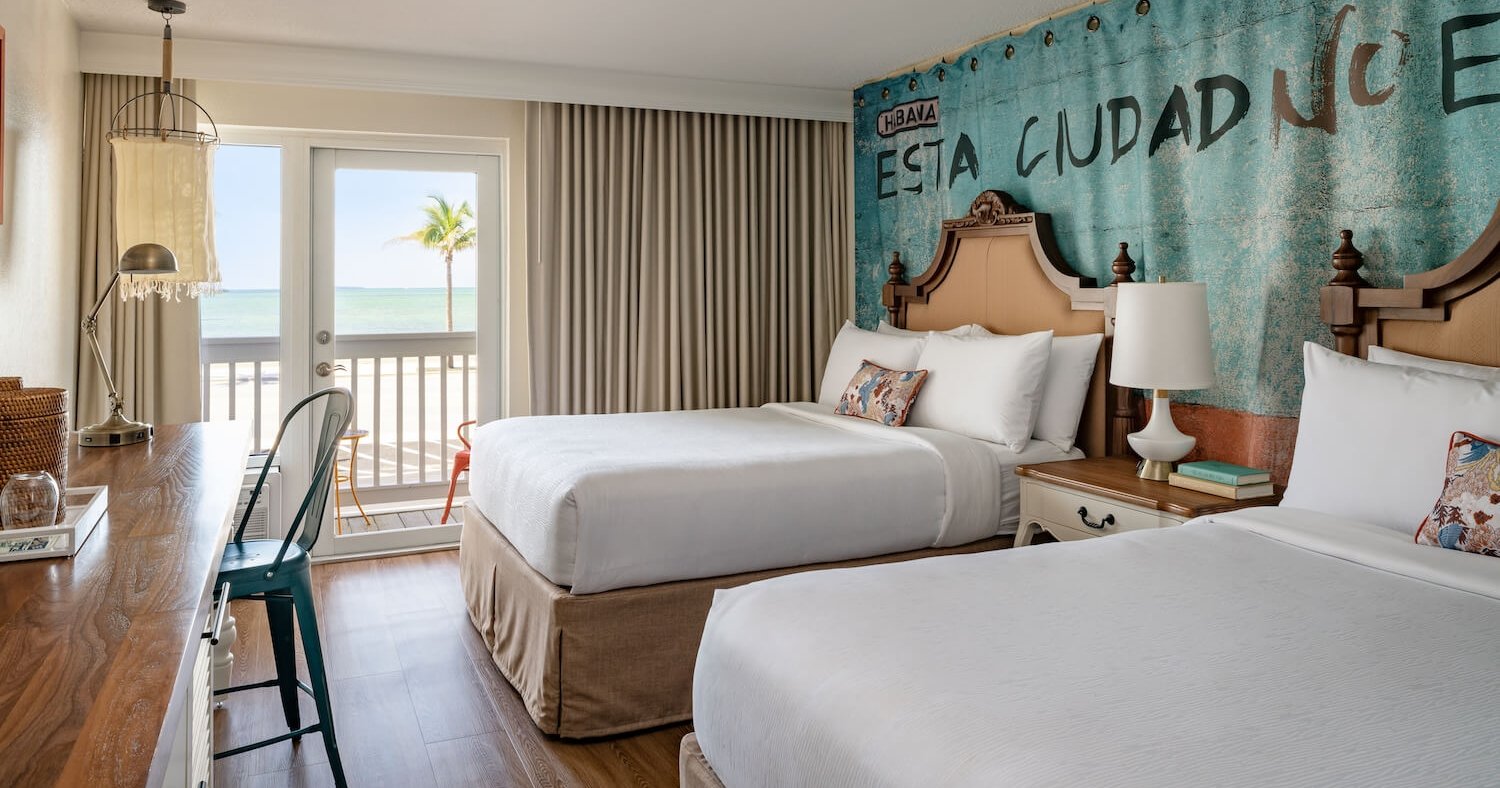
75,74,202,428
526,103,850,415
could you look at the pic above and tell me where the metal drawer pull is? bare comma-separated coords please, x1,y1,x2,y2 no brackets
1077,506,1115,530
205,581,231,645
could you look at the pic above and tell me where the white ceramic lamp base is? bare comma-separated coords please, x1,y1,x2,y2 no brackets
1126,392,1196,481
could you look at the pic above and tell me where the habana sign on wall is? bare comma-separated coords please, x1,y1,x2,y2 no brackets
853,0,1498,420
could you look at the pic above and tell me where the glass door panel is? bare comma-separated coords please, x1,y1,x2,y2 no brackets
201,144,283,454
310,148,498,556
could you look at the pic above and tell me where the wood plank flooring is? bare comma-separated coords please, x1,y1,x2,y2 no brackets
214,550,688,787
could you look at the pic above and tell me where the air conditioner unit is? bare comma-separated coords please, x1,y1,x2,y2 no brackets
235,458,283,541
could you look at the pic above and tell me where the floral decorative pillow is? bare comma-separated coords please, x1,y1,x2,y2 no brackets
1416,431,1500,556
834,360,928,427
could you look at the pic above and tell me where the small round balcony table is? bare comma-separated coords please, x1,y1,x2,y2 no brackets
334,428,374,534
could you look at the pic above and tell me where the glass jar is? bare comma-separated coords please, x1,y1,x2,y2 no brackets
1,471,60,530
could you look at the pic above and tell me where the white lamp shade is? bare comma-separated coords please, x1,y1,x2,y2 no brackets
1110,281,1215,390
110,137,220,299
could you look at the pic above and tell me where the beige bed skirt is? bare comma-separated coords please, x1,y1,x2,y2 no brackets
680,733,727,788
459,501,1011,738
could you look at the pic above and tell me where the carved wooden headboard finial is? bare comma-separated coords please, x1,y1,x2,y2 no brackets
883,252,907,324
1110,242,1137,285
1322,229,1370,355
946,190,1032,229
1329,229,1370,288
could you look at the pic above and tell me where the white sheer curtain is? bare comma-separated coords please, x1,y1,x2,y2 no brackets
526,103,850,415
75,74,202,427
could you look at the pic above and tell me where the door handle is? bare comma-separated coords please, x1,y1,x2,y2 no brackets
315,362,347,378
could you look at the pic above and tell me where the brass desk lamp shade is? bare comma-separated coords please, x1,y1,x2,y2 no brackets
78,243,179,447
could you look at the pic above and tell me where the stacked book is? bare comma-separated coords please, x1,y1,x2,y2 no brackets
1168,461,1274,500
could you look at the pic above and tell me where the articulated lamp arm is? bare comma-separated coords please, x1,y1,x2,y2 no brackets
82,271,124,413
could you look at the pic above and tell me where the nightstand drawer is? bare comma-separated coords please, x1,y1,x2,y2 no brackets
1031,483,1164,536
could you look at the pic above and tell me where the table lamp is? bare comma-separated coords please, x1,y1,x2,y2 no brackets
1110,279,1215,480
78,243,179,447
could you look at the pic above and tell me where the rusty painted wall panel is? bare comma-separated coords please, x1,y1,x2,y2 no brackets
853,0,1499,418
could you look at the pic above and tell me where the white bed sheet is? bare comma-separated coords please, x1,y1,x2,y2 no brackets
468,402,1079,594
694,507,1500,787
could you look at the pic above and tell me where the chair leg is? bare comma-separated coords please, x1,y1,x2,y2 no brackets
440,465,463,524
290,575,348,788
265,594,302,734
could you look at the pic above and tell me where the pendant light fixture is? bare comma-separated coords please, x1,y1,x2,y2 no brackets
107,0,221,300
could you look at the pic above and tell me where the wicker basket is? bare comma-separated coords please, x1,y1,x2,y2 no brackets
0,379,69,524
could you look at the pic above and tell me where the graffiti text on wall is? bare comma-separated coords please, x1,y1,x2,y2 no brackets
869,6,1498,200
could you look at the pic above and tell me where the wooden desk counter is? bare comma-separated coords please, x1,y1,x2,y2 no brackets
0,422,249,787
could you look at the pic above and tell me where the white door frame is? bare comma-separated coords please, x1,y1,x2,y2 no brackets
217,127,507,557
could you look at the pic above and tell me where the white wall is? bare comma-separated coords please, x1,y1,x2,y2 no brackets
0,0,81,390
194,81,531,416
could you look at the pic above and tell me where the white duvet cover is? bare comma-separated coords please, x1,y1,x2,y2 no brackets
693,507,1500,787
468,403,1078,594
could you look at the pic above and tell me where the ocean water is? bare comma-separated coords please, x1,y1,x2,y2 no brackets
200,287,478,337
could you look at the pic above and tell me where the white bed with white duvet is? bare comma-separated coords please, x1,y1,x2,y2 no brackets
687,338,1500,786
468,320,1098,594
692,507,1500,787
469,401,1081,594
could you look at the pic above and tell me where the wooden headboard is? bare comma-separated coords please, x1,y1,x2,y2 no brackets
1322,200,1500,362
883,190,1134,458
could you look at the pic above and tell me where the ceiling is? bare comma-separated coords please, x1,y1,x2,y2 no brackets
65,0,1079,91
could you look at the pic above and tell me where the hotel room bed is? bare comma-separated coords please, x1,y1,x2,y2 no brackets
683,201,1500,785
467,401,1082,594
460,190,1135,737
689,507,1500,787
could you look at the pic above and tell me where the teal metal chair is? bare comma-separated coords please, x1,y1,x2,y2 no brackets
214,388,353,788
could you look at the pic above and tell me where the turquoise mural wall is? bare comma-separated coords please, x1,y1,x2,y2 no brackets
853,0,1499,417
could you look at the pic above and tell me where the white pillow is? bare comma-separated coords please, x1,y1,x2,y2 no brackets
1282,342,1500,532
1032,334,1103,451
818,321,927,406
1367,346,1500,381
959,326,1103,451
906,331,1054,450
876,321,986,338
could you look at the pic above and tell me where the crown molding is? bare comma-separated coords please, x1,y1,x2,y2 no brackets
78,31,853,122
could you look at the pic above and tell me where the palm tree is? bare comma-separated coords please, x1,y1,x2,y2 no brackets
393,194,477,333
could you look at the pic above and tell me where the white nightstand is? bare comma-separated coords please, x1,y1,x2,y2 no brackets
1015,456,1282,545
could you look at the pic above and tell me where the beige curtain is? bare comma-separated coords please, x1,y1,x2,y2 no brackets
76,74,202,427
526,103,850,415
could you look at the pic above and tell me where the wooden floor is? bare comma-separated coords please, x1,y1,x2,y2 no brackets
214,549,688,787
336,504,462,535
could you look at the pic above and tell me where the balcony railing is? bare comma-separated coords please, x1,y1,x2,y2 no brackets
201,332,478,494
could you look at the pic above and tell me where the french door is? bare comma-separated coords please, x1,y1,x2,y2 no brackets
306,146,502,557
206,129,504,559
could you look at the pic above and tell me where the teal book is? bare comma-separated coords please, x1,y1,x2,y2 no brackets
1177,460,1271,486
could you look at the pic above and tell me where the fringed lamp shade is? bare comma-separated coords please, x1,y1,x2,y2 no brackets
109,136,219,299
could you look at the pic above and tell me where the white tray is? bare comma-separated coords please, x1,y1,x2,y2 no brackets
0,486,108,562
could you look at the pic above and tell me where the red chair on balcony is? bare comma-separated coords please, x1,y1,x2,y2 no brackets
441,420,477,524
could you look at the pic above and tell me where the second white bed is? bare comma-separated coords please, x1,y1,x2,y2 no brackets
692,507,1500,787
469,402,1079,594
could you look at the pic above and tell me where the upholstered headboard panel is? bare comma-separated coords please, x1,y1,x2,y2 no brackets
883,190,1133,457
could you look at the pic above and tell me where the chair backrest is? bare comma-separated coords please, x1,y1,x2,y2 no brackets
237,387,354,578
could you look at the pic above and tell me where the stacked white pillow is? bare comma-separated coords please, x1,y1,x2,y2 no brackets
817,321,928,406
1282,342,1500,532
1367,346,1500,381
905,331,1054,451
874,321,986,339
962,326,1103,452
